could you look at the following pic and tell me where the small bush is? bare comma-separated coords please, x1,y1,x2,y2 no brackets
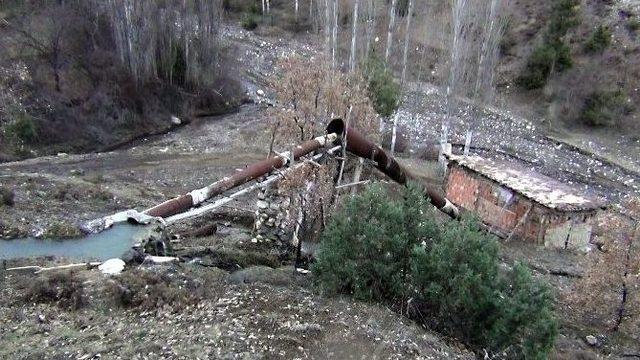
241,13,259,31
363,55,401,118
517,0,580,89
517,42,573,90
25,272,86,310
222,0,255,13
0,186,15,207
312,183,438,302
493,264,558,359
6,112,37,143
627,19,640,33
410,219,557,358
43,221,83,239
411,218,502,346
581,90,630,126
107,268,222,311
585,25,611,53
517,45,556,90
547,0,581,39
315,185,558,358
248,2,261,15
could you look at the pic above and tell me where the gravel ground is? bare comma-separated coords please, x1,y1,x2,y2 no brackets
397,82,640,206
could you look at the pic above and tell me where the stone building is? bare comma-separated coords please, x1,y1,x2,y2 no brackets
445,155,606,250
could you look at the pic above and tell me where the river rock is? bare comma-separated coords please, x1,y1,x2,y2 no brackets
69,168,85,176
121,249,145,265
98,258,125,275
585,335,598,347
171,115,182,125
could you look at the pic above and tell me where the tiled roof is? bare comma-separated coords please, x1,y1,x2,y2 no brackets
447,155,606,211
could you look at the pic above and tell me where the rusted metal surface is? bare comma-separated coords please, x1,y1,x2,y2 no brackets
326,119,459,219
144,133,338,218
145,195,194,219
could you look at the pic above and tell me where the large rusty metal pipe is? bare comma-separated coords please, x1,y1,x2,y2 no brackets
144,133,338,218
326,119,459,219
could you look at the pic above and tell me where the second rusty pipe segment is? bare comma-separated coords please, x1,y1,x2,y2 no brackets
144,133,338,218
326,119,459,219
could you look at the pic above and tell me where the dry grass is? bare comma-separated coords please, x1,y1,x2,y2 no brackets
24,271,86,310
0,186,14,207
106,267,225,312
43,221,83,239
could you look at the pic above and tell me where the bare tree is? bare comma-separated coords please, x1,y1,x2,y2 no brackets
391,0,414,156
400,0,414,86
464,0,505,156
325,0,331,58
364,0,377,60
332,0,338,68
5,3,71,92
385,0,397,63
349,0,360,72
269,56,379,149
104,0,222,87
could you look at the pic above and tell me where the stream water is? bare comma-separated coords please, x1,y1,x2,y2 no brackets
0,224,146,261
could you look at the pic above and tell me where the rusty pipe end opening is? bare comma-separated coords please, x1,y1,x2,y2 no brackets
326,118,345,142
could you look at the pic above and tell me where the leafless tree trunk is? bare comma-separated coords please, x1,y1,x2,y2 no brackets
391,0,414,156
351,158,365,195
364,0,376,59
441,0,469,169
105,0,222,86
337,105,353,185
385,0,397,63
332,0,338,69
4,4,68,92
325,0,331,57
464,0,504,156
400,0,414,86
349,0,360,72
391,113,399,156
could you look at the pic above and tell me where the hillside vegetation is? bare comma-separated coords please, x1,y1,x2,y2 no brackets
0,0,244,161
234,0,640,133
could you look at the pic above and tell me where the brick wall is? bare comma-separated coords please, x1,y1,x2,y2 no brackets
445,163,595,247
